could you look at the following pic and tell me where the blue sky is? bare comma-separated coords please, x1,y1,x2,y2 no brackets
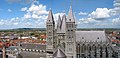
0,0,120,29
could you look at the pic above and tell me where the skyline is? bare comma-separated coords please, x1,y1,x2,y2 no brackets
0,0,120,29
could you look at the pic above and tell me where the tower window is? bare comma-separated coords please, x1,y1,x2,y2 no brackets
49,20,50,22
69,19,71,21
97,37,99,39
82,37,84,39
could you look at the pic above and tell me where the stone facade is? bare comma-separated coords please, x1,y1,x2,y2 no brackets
46,6,117,58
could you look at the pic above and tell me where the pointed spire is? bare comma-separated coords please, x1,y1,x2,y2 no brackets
47,10,55,24
57,15,62,33
53,48,66,58
61,15,67,33
67,6,75,22
57,15,62,29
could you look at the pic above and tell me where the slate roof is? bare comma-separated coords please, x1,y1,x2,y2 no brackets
21,43,46,50
46,10,55,24
6,46,21,51
53,48,66,58
57,15,62,33
60,15,67,33
76,31,107,42
66,6,75,22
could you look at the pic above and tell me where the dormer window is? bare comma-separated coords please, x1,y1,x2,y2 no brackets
69,19,71,21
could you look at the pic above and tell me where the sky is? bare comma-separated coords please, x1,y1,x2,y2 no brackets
0,0,120,29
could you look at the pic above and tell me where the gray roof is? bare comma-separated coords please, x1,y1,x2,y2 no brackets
6,46,21,51
66,6,75,22
57,15,62,33
46,10,55,24
21,43,46,50
76,31,107,42
60,15,67,33
53,48,66,58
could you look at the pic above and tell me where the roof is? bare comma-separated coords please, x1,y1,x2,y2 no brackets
60,15,67,33
46,10,55,24
6,46,21,51
66,6,75,22
21,43,46,50
56,15,62,33
76,31,107,42
53,48,66,58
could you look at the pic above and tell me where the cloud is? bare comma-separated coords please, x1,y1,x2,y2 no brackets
24,22,32,27
111,0,120,15
21,7,27,11
78,12,88,15
8,9,12,12
112,17,120,25
89,8,111,20
28,4,48,15
23,13,31,19
79,18,99,24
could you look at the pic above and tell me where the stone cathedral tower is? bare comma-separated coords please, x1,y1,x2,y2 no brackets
65,6,76,58
46,6,76,58
46,10,55,52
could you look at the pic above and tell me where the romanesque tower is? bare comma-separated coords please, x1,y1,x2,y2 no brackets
46,10,55,52
65,6,76,58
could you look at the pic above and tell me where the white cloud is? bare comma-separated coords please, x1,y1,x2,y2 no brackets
89,8,111,19
32,14,40,19
21,7,27,11
28,4,48,15
13,22,18,25
78,12,88,15
79,18,99,24
24,22,32,27
0,19,5,25
8,9,12,12
112,0,120,15
112,17,120,25
24,13,31,19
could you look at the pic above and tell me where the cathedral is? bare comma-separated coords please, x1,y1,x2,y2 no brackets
46,6,118,58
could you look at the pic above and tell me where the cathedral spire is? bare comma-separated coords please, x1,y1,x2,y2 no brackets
67,6,75,22
47,10,55,24
57,15,62,33
61,15,67,33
